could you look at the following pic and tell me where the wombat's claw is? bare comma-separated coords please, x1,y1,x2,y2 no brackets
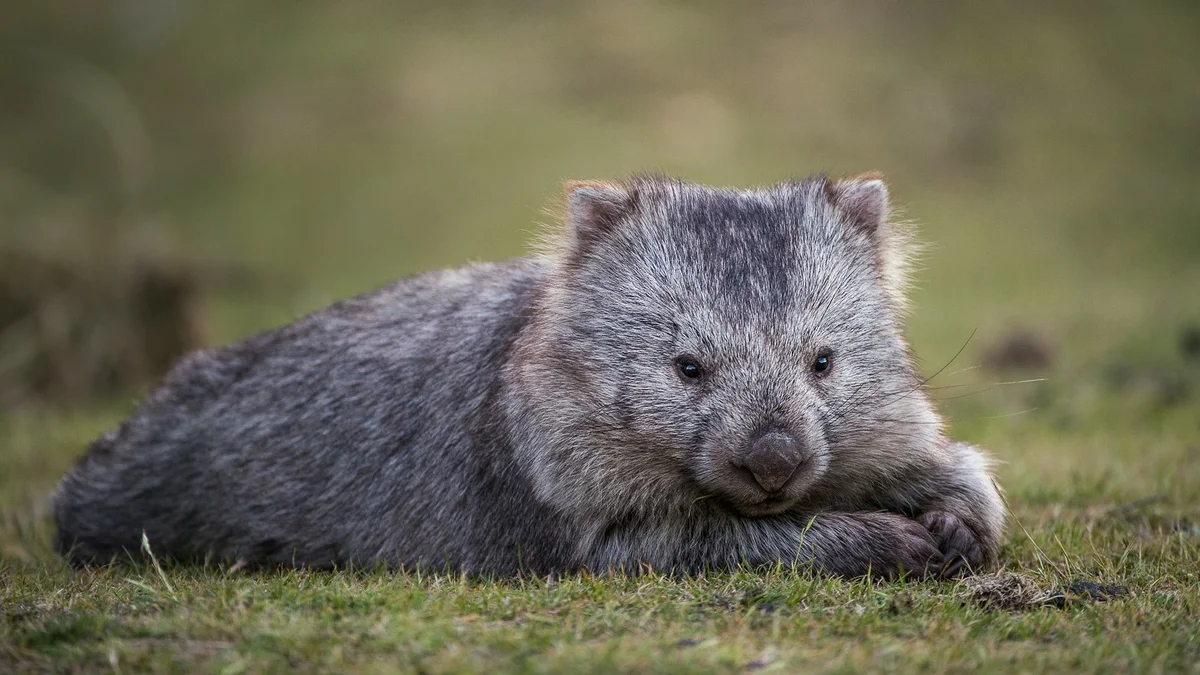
939,550,967,579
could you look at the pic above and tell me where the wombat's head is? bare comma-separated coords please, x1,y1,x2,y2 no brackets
512,175,941,520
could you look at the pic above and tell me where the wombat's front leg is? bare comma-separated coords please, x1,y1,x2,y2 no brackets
736,442,1005,579
588,510,945,580
788,510,946,579
586,444,1002,580
877,441,1007,577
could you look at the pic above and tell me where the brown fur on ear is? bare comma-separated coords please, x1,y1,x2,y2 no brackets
827,172,889,235
828,173,921,317
562,180,637,249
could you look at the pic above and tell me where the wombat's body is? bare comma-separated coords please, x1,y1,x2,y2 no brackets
54,175,1006,578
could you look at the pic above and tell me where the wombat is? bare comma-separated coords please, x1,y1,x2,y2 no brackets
53,174,1007,579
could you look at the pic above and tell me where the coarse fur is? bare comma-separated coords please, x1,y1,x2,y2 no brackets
53,174,1007,579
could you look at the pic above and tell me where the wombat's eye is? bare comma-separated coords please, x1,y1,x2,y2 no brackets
812,352,833,376
676,358,704,382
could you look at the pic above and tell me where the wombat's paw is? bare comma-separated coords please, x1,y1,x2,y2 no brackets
873,513,945,580
826,512,943,581
919,510,985,578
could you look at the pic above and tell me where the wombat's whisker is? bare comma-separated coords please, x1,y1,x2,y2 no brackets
856,404,1039,427
919,328,979,386
871,329,979,410
946,407,1039,422
852,417,944,426
920,382,975,391
930,379,1047,402
866,375,1043,408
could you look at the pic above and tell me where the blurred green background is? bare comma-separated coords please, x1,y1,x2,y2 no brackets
1,1,1198,527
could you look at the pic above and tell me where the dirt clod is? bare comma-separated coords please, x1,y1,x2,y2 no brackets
961,572,1126,611
982,327,1056,372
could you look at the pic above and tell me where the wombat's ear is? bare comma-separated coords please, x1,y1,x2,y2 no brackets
828,173,889,236
563,181,636,249
827,173,919,316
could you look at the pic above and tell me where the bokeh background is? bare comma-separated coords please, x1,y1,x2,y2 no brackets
2,1,1198,553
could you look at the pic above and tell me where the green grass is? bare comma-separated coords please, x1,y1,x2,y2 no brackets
3,1,1200,672
2,372,1198,673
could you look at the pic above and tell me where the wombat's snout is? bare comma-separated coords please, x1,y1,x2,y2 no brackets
735,431,805,493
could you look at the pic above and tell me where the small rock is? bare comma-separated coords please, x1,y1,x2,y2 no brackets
1065,580,1127,602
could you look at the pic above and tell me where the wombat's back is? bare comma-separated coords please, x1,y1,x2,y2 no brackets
53,259,555,570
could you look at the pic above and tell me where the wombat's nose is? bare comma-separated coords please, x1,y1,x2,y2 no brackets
739,431,803,493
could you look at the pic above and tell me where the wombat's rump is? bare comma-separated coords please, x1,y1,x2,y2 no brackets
54,175,1006,578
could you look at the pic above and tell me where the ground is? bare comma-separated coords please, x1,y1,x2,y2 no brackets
3,354,1198,673
2,2,1199,673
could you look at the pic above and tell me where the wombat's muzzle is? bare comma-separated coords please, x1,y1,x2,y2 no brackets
734,430,806,493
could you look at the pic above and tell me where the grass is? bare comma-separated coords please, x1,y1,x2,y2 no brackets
3,490,1198,672
2,370,1197,673
2,1,1200,672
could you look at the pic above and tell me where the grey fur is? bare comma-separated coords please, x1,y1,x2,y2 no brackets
53,175,1007,579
